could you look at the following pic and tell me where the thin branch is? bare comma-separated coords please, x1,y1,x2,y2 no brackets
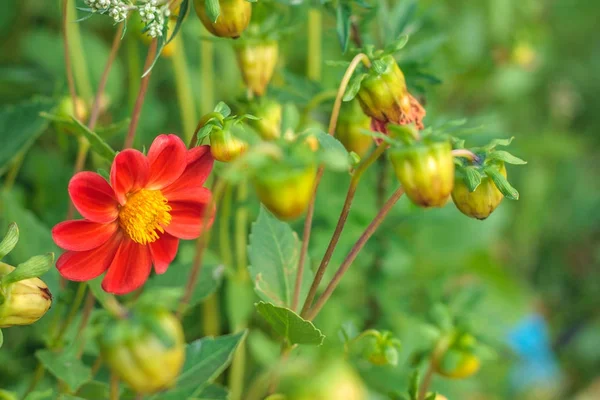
305,187,405,321
124,39,157,149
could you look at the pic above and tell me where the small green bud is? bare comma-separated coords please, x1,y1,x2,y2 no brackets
98,309,185,394
248,99,282,140
335,100,373,158
235,40,279,96
452,163,506,219
210,127,248,162
0,262,52,328
194,0,252,38
389,140,455,208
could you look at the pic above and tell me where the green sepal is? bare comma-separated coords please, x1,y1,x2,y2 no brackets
1,253,54,285
0,223,19,260
408,369,420,400
205,0,221,22
482,136,514,151
456,165,482,192
485,165,519,200
384,34,410,55
487,150,527,165
343,73,367,102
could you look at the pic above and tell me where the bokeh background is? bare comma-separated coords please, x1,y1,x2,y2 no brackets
0,0,599,399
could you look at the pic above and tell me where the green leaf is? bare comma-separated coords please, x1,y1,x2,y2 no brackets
460,166,482,192
248,207,312,307
36,345,92,392
0,329,3,349
214,101,231,118
482,136,514,151
371,59,388,74
24,390,54,400
485,166,519,200
343,73,367,102
487,150,527,165
408,369,419,400
205,0,221,23
314,130,350,171
94,118,131,139
195,384,229,400
74,381,110,400
1,253,54,285
255,301,325,345
385,34,410,54
336,3,352,53
0,222,19,260
166,0,189,45
70,118,116,161
0,97,56,175
154,332,246,399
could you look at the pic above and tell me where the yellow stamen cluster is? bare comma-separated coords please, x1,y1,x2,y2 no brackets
119,189,172,245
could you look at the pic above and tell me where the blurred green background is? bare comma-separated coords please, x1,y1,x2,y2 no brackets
0,0,599,399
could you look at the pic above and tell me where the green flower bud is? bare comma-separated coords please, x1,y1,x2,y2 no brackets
248,99,282,140
286,360,367,400
55,96,88,134
99,310,185,394
452,162,506,220
235,40,279,96
389,140,455,208
210,127,248,162
335,100,373,158
194,0,252,38
0,262,52,328
357,55,425,129
253,164,317,221
433,333,481,379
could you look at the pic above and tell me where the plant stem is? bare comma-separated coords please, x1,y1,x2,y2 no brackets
76,291,96,358
177,179,227,318
88,23,124,130
53,282,87,346
3,155,24,191
228,180,250,400
418,362,435,400
307,8,322,81
219,184,234,270
124,39,157,149
305,187,405,321
300,144,387,317
451,149,479,162
171,35,197,143
201,294,221,336
199,29,214,115
110,374,119,400
294,53,371,314
127,34,141,110
66,0,93,102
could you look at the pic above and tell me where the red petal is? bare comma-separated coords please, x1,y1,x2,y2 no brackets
52,220,118,251
149,233,179,274
146,134,187,190
164,200,213,240
110,149,150,205
162,146,213,201
102,238,152,295
56,232,122,281
69,172,119,223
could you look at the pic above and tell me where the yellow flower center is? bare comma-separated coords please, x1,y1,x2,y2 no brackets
118,189,172,245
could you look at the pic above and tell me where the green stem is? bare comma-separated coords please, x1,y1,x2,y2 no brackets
24,363,45,397
307,8,322,81
199,29,214,115
53,282,87,347
127,34,141,110
66,0,93,102
219,184,234,270
110,374,119,400
201,294,221,336
300,144,388,317
228,181,250,400
3,155,24,190
171,35,197,143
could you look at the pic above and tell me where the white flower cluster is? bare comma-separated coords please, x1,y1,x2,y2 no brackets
84,0,128,23
138,0,170,38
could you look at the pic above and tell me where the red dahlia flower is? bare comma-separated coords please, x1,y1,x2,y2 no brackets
52,134,214,295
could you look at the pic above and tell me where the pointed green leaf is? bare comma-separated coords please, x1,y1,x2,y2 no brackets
71,118,116,161
488,150,527,165
314,130,350,171
408,370,420,400
485,166,519,200
95,118,130,139
0,223,19,260
248,207,312,307
483,136,514,151
0,97,56,175
205,0,221,23
255,301,325,345
336,3,352,53
2,253,54,285
343,73,367,102
195,384,229,400
214,101,231,118
385,34,410,54
166,0,189,45
36,345,92,392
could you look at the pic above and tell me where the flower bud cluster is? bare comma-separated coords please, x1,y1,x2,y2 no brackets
85,0,128,23
138,0,170,38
